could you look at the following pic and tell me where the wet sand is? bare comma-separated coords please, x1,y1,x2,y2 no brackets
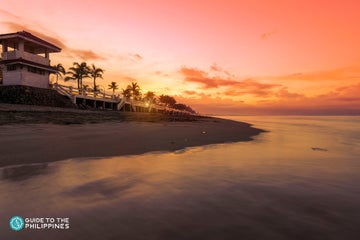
0,104,264,167
1,116,359,240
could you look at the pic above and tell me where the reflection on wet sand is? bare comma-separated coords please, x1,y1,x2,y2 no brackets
0,116,360,239
0,163,49,181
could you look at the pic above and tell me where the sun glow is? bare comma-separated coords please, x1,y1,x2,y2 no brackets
1,0,360,114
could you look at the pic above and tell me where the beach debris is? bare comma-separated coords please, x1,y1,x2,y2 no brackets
311,147,328,152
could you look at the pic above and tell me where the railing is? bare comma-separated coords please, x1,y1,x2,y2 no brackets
1,50,50,65
54,84,72,98
1,51,18,59
54,83,120,101
54,83,196,115
23,52,49,65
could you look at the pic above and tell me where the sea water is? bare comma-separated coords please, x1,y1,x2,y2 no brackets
1,116,360,239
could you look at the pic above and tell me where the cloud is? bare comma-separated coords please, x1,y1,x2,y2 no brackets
210,63,233,77
178,65,360,114
2,21,66,49
180,66,239,88
320,82,360,103
274,66,360,82
124,76,138,82
1,21,106,61
0,9,25,22
183,90,198,95
128,53,143,61
261,30,277,40
210,63,222,72
275,87,305,99
180,66,281,98
224,88,276,98
71,49,106,61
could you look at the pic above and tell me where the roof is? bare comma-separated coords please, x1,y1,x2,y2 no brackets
0,31,61,53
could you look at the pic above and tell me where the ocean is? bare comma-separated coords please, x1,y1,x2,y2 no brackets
1,116,360,239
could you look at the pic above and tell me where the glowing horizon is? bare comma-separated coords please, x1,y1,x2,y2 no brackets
1,0,360,114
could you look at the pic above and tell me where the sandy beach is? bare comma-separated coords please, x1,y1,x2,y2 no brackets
0,104,264,167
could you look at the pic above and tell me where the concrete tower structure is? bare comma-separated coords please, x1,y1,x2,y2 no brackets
0,31,61,88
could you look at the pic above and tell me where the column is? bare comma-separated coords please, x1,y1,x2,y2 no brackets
2,42,8,53
45,49,49,59
18,39,24,53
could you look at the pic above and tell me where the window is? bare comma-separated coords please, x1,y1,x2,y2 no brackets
27,66,45,75
7,65,17,71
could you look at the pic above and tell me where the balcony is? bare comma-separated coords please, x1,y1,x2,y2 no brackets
1,50,50,66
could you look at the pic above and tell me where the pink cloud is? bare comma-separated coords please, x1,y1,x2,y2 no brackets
2,21,106,61
180,66,281,97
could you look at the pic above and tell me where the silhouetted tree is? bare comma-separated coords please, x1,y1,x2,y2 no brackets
89,64,104,92
173,103,196,114
122,88,132,98
65,62,90,89
144,91,156,103
126,82,141,100
53,63,66,83
108,81,119,96
159,94,176,107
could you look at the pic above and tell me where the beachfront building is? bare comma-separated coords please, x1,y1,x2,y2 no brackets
0,31,61,88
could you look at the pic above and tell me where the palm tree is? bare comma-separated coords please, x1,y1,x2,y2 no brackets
108,81,119,96
83,84,90,91
53,63,66,84
144,91,156,103
127,82,141,100
122,88,132,98
64,62,90,90
89,64,104,92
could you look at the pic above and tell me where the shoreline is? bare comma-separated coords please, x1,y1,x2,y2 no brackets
0,103,265,168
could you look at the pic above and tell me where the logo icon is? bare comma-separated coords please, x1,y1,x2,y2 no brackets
9,216,25,231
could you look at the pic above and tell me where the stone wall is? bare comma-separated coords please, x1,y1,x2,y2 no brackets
0,85,76,108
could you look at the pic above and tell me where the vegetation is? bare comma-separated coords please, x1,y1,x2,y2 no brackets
57,62,196,114
122,88,132,98
53,63,66,83
64,62,90,89
89,64,104,92
159,94,196,113
159,94,176,107
82,84,90,91
126,82,141,100
144,91,156,103
108,81,119,96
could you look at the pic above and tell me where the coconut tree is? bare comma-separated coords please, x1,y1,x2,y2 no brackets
127,82,141,100
64,62,90,90
108,81,119,96
144,91,156,103
82,84,90,91
122,88,132,98
89,64,104,92
53,63,66,84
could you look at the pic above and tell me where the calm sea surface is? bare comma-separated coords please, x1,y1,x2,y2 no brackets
1,116,360,240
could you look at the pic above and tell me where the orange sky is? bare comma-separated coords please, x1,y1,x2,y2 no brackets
1,0,360,114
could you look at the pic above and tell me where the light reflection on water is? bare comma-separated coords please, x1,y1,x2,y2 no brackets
1,116,360,239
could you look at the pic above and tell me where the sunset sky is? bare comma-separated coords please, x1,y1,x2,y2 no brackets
1,0,360,114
